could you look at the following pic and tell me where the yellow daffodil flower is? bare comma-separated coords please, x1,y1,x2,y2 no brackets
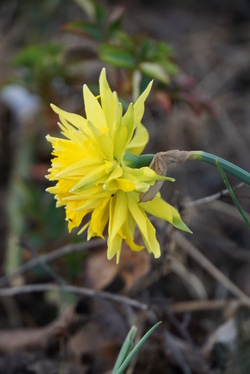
46,68,191,262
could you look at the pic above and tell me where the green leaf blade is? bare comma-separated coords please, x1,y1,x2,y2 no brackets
98,44,136,69
114,321,162,374
216,160,250,228
112,326,137,374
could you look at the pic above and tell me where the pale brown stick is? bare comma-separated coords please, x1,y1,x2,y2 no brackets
172,231,250,305
0,307,82,354
0,283,148,310
168,299,244,314
181,183,244,209
0,237,105,287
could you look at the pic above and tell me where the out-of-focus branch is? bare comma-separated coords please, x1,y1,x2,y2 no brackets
0,283,148,310
0,237,105,287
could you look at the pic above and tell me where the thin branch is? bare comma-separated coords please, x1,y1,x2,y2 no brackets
168,298,248,314
28,242,68,286
0,237,105,287
0,307,83,354
172,231,250,305
181,183,245,209
0,283,148,310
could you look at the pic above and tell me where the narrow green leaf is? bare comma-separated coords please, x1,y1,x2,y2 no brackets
95,2,107,25
190,151,250,187
98,44,136,69
74,0,96,20
64,21,104,40
156,41,173,58
112,326,137,374
139,62,170,84
216,160,250,228
162,61,179,76
114,321,162,374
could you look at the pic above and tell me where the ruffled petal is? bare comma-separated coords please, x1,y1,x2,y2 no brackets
127,193,161,258
88,197,110,238
107,191,127,261
83,84,107,130
140,196,192,233
50,104,88,133
71,162,113,192
99,68,118,134
127,123,149,155
121,103,134,146
133,81,153,126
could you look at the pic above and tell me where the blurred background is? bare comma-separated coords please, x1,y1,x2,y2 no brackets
0,0,250,373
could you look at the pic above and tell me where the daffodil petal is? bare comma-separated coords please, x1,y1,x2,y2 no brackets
51,104,88,132
139,217,161,257
99,68,118,133
127,194,161,258
106,164,123,183
133,80,153,126
123,213,144,252
63,185,104,201
127,123,149,155
56,158,103,179
86,120,114,160
107,191,127,260
71,162,112,191
122,103,134,146
109,191,127,241
107,233,123,261
140,197,192,233
88,197,109,238
83,84,107,129
105,178,135,192
65,207,91,232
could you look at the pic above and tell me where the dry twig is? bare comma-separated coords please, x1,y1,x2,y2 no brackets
0,307,83,354
0,238,105,287
0,283,148,310
172,231,250,305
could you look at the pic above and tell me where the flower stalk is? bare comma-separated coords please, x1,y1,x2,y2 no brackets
139,149,250,202
189,151,250,187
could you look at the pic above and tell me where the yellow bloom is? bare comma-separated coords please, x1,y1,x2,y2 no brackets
46,68,190,262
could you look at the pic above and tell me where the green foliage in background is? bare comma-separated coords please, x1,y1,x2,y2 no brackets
13,43,70,105
64,0,179,87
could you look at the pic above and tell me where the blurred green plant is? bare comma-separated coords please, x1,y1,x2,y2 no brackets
13,43,70,106
63,0,210,112
112,321,162,374
99,35,178,83
64,0,123,42
11,0,211,114
18,181,68,246
65,0,177,84
64,0,179,101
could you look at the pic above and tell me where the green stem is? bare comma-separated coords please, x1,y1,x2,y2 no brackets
190,151,250,187
124,151,154,168
216,160,250,228
124,150,250,187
